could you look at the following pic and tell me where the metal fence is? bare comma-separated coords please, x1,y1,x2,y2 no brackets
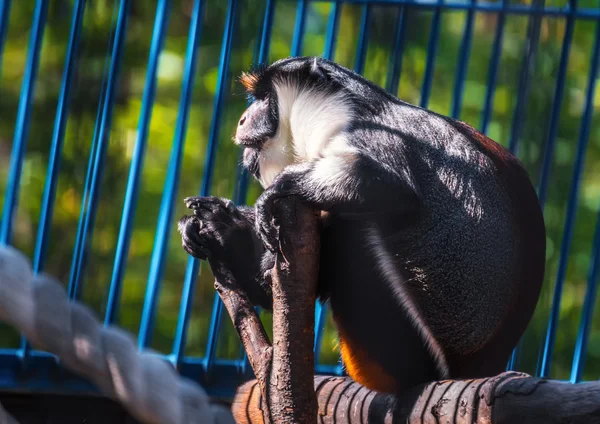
0,0,599,399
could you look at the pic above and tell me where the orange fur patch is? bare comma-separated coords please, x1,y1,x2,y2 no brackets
240,72,259,93
338,334,398,394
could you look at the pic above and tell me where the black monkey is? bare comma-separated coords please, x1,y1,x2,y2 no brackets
178,57,546,394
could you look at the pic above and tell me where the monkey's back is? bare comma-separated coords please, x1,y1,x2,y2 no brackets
325,103,545,387
370,107,545,378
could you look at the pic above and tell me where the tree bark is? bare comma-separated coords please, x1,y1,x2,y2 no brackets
213,266,273,423
232,372,600,423
213,196,319,424
268,197,320,424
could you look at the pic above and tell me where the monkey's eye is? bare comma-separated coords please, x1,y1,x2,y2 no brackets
253,90,268,101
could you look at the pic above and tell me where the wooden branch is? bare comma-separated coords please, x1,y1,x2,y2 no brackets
232,372,600,423
211,196,320,424
268,197,320,424
211,265,272,423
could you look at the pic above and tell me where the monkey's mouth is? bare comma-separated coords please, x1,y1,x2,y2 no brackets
235,135,271,149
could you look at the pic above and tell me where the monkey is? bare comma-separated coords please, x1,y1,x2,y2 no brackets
178,56,546,394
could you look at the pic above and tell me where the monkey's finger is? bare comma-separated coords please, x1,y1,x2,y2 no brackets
178,216,211,259
182,240,209,260
255,192,280,252
256,215,279,252
185,196,234,211
184,196,203,210
262,227,279,253
186,198,237,225
177,215,203,236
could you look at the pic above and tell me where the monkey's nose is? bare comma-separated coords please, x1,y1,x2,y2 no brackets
239,114,247,126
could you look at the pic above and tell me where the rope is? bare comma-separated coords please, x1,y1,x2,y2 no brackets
0,245,234,424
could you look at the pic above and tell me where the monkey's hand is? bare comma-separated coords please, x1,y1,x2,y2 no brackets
179,196,251,261
255,173,302,252
178,196,274,309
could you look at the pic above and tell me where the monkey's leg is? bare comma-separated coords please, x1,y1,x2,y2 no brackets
255,153,419,251
178,197,274,309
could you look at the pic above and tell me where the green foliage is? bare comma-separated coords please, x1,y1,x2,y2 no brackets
0,0,599,382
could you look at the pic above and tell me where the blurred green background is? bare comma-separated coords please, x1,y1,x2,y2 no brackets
0,0,599,383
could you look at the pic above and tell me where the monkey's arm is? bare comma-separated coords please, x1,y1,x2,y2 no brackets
178,197,275,309
256,152,419,251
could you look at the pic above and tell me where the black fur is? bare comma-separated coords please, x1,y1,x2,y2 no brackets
178,57,546,394
179,197,273,309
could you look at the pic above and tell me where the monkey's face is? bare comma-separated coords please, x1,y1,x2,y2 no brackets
234,97,278,149
234,72,281,182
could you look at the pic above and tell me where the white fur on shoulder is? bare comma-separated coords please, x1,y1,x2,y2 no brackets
258,81,353,188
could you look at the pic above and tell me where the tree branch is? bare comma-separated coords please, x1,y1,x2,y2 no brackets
211,266,272,423
232,372,600,423
268,196,320,424
212,196,320,424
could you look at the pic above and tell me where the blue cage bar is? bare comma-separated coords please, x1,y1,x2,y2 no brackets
0,0,599,403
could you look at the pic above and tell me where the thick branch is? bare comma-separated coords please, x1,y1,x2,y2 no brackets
268,197,320,424
212,196,320,424
232,372,600,423
212,266,272,423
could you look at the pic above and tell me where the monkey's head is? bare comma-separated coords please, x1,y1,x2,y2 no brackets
234,57,349,186
234,57,332,146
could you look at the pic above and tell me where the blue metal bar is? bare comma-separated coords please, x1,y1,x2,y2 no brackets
0,0,48,246
194,0,239,373
523,0,588,378
166,0,211,367
313,0,343,368
235,0,279,375
0,0,11,80
572,210,600,382
139,0,207,351
505,0,545,372
479,0,507,134
67,0,130,301
0,349,346,400
169,0,208,367
66,65,111,299
537,0,577,379
295,0,599,19
163,0,237,365
66,0,120,301
323,1,342,61
570,25,600,384
451,0,476,119
66,0,119,301
420,0,442,108
291,0,308,57
33,0,86,275
259,0,276,64
507,0,544,155
385,5,408,95
536,2,576,210
234,0,276,207
104,0,170,326
354,6,371,75
69,0,131,299
18,0,87,360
